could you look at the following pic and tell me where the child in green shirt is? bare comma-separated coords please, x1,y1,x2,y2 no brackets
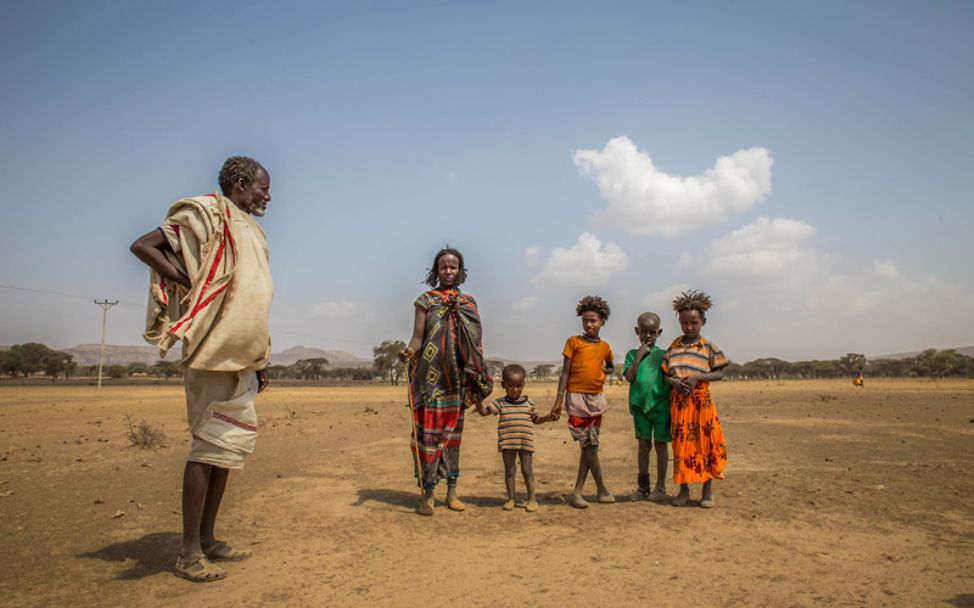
623,312,671,502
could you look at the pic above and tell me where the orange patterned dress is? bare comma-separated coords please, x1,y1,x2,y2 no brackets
661,336,729,484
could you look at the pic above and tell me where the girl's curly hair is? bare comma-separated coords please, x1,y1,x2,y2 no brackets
576,295,610,320
424,247,468,288
672,289,713,318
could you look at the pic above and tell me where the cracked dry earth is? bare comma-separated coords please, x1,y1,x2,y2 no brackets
0,379,971,607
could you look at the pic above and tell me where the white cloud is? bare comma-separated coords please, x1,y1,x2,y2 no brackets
642,283,693,310
309,301,363,319
512,296,538,312
669,218,974,360
573,136,773,236
524,246,542,266
704,216,828,278
873,258,902,280
531,232,628,287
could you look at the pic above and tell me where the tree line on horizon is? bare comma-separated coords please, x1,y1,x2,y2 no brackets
2,342,973,382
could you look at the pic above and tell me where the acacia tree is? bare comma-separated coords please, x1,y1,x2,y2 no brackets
152,360,180,379
44,351,75,383
296,357,329,381
531,364,554,381
373,340,406,385
838,353,867,377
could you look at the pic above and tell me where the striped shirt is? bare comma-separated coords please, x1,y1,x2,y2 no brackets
494,397,543,452
661,336,728,379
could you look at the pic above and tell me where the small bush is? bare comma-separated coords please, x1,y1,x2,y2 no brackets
125,414,166,448
818,394,837,402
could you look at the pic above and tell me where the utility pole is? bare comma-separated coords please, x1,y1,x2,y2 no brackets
94,300,118,388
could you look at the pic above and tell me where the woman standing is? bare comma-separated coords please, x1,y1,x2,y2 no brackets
399,247,493,516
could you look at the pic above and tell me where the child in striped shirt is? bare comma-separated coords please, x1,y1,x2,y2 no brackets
484,364,554,512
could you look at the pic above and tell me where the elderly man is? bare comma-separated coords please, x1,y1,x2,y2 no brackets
130,156,273,582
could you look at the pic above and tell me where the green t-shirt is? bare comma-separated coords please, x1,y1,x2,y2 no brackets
624,346,671,414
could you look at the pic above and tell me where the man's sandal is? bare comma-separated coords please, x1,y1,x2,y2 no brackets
174,554,227,582
204,541,253,562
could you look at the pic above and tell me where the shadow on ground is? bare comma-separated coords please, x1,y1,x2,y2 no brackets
353,488,507,509
78,531,179,580
946,594,974,607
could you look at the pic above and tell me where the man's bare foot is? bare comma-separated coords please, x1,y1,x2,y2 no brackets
445,489,466,512
565,493,589,509
502,498,516,511
417,493,435,516
174,553,226,582
671,487,690,507
525,499,539,513
597,491,616,504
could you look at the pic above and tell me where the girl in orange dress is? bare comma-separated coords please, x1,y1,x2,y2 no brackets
661,289,728,509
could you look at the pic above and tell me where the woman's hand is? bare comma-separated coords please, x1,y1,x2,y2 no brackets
684,374,700,392
398,346,414,363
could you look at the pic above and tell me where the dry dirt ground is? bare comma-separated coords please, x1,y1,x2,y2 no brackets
0,379,972,607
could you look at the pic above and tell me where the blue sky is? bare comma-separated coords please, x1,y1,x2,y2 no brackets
1,1,972,362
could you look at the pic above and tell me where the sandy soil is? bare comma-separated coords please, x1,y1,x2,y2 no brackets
0,379,972,607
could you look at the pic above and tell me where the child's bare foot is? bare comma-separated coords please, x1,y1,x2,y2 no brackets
445,488,466,512
502,498,516,511
648,487,669,503
700,479,715,508
417,492,435,516
565,493,589,509
597,490,616,504
631,487,651,501
525,499,539,513
671,486,690,507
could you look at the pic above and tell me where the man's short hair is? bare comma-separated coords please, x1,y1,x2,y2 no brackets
218,156,264,195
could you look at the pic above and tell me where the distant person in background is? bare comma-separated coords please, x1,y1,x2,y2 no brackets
854,369,864,387
399,247,493,516
663,289,728,509
130,156,273,582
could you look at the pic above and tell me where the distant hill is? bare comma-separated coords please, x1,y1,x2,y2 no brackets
270,346,368,367
5,344,369,367
63,344,182,366
869,345,974,360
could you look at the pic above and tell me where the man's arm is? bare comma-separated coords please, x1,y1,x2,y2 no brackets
130,228,191,289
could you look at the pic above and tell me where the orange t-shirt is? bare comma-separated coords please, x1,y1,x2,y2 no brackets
563,335,614,394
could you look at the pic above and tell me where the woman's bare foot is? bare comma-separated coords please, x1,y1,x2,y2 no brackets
597,491,616,504
502,498,516,511
445,487,466,511
565,493,589,509
417,491,435,516
525,498,539,513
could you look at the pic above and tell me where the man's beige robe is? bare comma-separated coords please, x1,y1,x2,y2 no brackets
143,193,272,469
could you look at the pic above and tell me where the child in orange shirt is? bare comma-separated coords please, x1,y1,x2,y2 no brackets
549,295,615,508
